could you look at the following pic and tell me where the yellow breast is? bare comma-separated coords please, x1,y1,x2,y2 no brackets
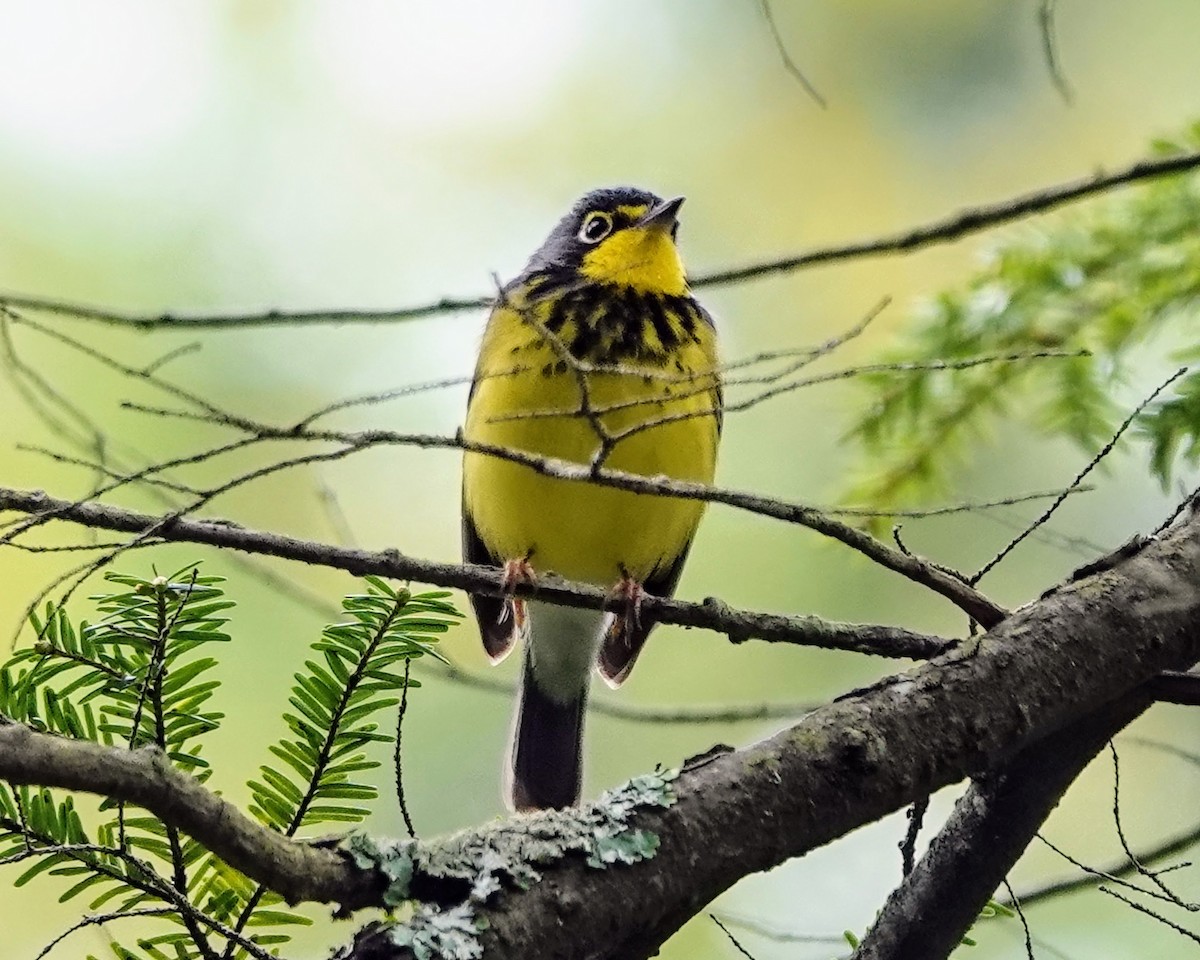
462,292,720,587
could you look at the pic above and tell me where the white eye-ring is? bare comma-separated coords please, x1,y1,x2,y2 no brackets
578,211,613,244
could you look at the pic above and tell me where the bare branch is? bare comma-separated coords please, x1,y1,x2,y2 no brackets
757,0,827,108
0,484,950,659
426,656,819,723
0,291,492,330
851,692,1152,960
0,297,1006,624
1097,885,1200,945
693,149,1200,287
0,723,384,911
971,368,1186,585
2,148,1199,330
1037,0,1073,104
827,486,1094,520
1004,821,1200,909
1147,670,1200,707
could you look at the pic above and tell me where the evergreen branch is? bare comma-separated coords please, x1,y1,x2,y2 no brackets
0,821,276,960
146,573,220,960
230,584,449,952
0,147,1196,330
33,906,178,960
843,124,1200,509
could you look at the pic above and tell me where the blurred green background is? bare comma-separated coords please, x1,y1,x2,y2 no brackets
2,1,1199,956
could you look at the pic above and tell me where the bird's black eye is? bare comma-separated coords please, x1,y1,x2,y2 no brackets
578,211,613,244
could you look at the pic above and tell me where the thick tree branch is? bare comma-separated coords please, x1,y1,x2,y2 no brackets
0,722,384,910
2,501,1198,959
851,692,1152,960
2,147,1198,328
0,484,952,659
342,505,1200,959
1148,669,1200,706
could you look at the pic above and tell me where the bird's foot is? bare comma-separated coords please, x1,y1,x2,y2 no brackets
610,575,645,643
502,556,536,629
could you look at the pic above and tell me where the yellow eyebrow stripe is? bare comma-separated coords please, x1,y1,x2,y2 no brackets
614,204,650,221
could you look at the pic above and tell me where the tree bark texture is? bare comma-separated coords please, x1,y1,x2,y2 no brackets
343,508,1200,958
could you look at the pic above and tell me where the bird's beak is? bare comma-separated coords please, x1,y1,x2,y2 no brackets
637,196,685,233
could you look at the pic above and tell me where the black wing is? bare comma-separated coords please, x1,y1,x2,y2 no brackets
597,539,695,687
462,498,519,662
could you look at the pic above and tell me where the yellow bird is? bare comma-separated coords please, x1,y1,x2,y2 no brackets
462,187,721,810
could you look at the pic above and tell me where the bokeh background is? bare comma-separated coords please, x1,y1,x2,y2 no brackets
2,1,1199,957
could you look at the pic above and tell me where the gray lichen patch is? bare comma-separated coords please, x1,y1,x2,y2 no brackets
341,771,678,958
390,902,486,960
420,769,679,887
344,834,419,908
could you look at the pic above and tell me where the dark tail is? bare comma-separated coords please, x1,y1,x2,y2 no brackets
508,652,586,811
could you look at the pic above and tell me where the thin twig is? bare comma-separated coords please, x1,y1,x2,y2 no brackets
711,914,761,959
757,0,827,108
1002,879,1036,960
1098,885,1200,944
395,657,417,839
1109,743,1194,908
827,486,1093,520
141,341,202,375
317,481,358,548
721,297,886,376
3,148,1199,329
1037,0,1073,104
971,368,1187,584
713,914,844,945
34,907,178,960
1033,834,1186,907
490,347,1083,426
1124,734,1200,767
980,506,1110,558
